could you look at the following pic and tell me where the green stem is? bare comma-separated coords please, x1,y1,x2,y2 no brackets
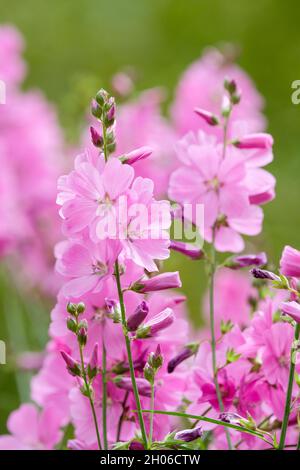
102,341,108,450
114,259,148,448
102,120,108,163
279,323,300,449
297,430,300,450
209,241,233,450
79,345,102,450
140,409,273,445
116,391,129,442
148,382,155,448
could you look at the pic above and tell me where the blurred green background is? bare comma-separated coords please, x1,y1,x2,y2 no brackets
1,0,300,432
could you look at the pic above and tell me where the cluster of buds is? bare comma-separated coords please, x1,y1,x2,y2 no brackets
90,88,116,155
143,345,163,386
61,302,100,384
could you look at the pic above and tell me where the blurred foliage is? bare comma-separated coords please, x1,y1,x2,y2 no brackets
1,0,300,432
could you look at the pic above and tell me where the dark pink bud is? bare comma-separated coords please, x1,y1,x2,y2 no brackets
225,252,267,269
127,300,149,331
121,146,153,165
136,308,174,338
167,342,199,373
89,343,99,370
114,376,152,397
234,133,273,150
106,98,116,122
250,268,279,281
170,240,204,260
132,272,182,293
219,412,244,425
194,108,219,126
129,441,145,450
281,301,300,323
175,425,202,442
60,351,81,377
90,126,103,147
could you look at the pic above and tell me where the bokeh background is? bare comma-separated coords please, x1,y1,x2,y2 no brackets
1,0,300,432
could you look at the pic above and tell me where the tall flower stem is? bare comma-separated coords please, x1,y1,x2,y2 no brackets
279,323,300,449
208,239,233,450
78,344,102,450
114,259,148,448
102,341,108,450
148,382,155,448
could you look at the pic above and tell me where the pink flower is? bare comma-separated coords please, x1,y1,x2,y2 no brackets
281,301,300,323
280,245,300,278
0,404,62,450
57,155,134,237
262,322,294,388
197,369,236,411
136,307,174,338
55,238,118,297
169,140,263,252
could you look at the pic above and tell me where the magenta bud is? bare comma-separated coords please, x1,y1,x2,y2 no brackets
170,240,204,260
77,326,87,347
136,308,174,338
89,343,99,370
114,376,152,397
106,98,116,122
234,133,273,150
132,272,182,293
175,425,203,442
281,301,300,324
148,344,163,370
90,126,103,148
129,441,145,450
219,412,244,425
194,108,219,126
225,252,267,269
167,342,199,374
127,300,149,331
91,99,102,119
60,351,81,377
250,268,280,281
121,146,153,165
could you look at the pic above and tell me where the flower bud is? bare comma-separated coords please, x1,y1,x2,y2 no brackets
143,363,155,384
105,298,121,323
281,301,300,324
87,343,99,380
225,252,267,269
90,126,103,148
219,412,244,425
77,302,86,314
128,441,144,450
121,146,153,165
127,300,149,331
174,425,202,442
132,272,182,293
148,344,163,371
91,99,102,119
60,351,81,377
224,78,237,95
194,108,219,126
170,240,204,260
67,316,77,333
67,302,77,315
167,342,199,373
77,326,87,347
114,376,152,397
95,88,109,106
234,133,273,150
136,308,174,338
250,268,280,281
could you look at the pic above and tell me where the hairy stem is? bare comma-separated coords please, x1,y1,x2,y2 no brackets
279,323,300,449
114,259,148,448
102,341,108,450
209,241,233,450
79,345,102,450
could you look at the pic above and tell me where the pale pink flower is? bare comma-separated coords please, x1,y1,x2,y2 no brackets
55,238,119,297
281,301,300,324
280,245,300,278
0,404,62,450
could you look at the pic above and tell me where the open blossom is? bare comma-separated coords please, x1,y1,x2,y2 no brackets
55,238,118,297
0,404,62,450
169,139,263,252
280,245,300,278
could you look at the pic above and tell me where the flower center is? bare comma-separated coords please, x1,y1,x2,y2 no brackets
92,261,108,276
